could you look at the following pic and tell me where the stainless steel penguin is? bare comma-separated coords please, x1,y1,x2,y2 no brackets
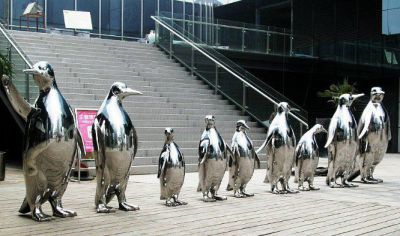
325,93,364,188
295,124,327,191
348,87,391,184
158,128,187,206
1,61,83,222
92,82,142,213
256,102,299,194
198,115,231,202
226,120,260,198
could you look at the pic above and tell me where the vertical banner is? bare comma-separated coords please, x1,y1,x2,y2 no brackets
75,108,98,159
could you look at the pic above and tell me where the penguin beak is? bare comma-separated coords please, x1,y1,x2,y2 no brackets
121,87,143,96
351,93,364,100
290,108,300,112
321,127,328,133
243,123,250,130
23,68,40,75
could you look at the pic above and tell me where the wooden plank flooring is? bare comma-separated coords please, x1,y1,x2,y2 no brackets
0,154,399,235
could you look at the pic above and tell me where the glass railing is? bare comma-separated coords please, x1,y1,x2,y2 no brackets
0,22,36,103
161,12,316,58
152,14,309,138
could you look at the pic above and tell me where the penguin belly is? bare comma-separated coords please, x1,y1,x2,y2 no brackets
104,150,132,187
161,167,185,199
368,132,389,166
205,159,226,189
299,157,318,180
333,141,357,176
236,157,254,187
24,139,75,208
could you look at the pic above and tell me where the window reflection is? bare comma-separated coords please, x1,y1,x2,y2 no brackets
101,0,121,36
47,0,74,29
124,0,141,38
143,0,156,37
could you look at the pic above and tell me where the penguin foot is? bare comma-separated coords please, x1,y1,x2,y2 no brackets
309,186,320,191
165,200,174,207
202,196,216,202
213,195,227,201
298,186,310,191
361,178,379,184
271,189,283,194
96,204,116,213
53,207,77,218
342,182,358,188
119,202,140,211
33,209,53,222
286,188,299,194
242,192,254,197
174,200,187,206
226,184,233,191
368,177,383,183
233,192,245,198
329,183,344,188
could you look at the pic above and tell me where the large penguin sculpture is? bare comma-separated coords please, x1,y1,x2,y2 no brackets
158,128,187,206
348,87,391,183
92,82,142,213
295,124,327,191
226,120,260,197
198,115,231,202
256,102,299,194
1,61,83,222
325,93,364,188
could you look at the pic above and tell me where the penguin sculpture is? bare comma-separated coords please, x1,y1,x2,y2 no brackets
295,124,327,191
198,115,231,202
92,82,142,213
348,87,391,183
325,93,364,188
256,102,299,194
227,120,260,197
1,62,83,222
158,128,187,206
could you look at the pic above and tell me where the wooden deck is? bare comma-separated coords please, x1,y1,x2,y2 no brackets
1,155,400,235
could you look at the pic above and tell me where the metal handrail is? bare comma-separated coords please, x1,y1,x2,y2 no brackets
0,22,32,68
152,15,308,127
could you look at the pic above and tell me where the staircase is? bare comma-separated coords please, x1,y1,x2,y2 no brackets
8,30,268,174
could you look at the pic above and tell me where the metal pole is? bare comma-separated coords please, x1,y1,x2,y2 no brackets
290,0,293,56
10,0,13,29
242,28,245,51
169,32,173,59
192,0,195,40
191,47,194,75
199,1,202,41
205,2,208,43
157,0,160,16
183,0,185,33
266,33,270,54
44,0,47,29
171,0,174,20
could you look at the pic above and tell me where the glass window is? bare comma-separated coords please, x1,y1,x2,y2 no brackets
101,0,122,36
160,0,171,17
383,0,400,10
77,0,100,34
123,0,141,38
47,0,74,29
12,0,45,29
383,8,400,35
143,0,156,37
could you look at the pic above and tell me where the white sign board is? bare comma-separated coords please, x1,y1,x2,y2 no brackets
63,10,93,30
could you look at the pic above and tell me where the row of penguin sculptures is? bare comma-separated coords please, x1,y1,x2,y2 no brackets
0,61,390,222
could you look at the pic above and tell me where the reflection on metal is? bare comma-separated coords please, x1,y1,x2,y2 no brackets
256,102,299,194
198,115,230,202
92,82,142,213
1,62,82,221
158,128,187,207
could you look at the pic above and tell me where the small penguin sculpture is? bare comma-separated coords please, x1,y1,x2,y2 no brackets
227,120,260,197
198,115,231,202
348,87,391,183
295,124,327,191
325,93,364,188
256,102,299,194
1,62,83,221
158,128,187,206
92,82,142,213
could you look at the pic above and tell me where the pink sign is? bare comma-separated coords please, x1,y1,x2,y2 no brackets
75,108,98,155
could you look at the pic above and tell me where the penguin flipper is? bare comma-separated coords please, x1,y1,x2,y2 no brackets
227,149,238,191
325,117,338,148
158,146,168,179
384,106,392,141
254,150,261,169
18,197,30,214
198,139,209,165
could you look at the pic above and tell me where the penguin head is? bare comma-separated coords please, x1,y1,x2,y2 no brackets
312,124,327,134
23,61,55,91
205,115,215,129
236,120,250,132
109,82,143,101
276,102,299,114
338,93,364,107
370,87,385,103
164,127,174,142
